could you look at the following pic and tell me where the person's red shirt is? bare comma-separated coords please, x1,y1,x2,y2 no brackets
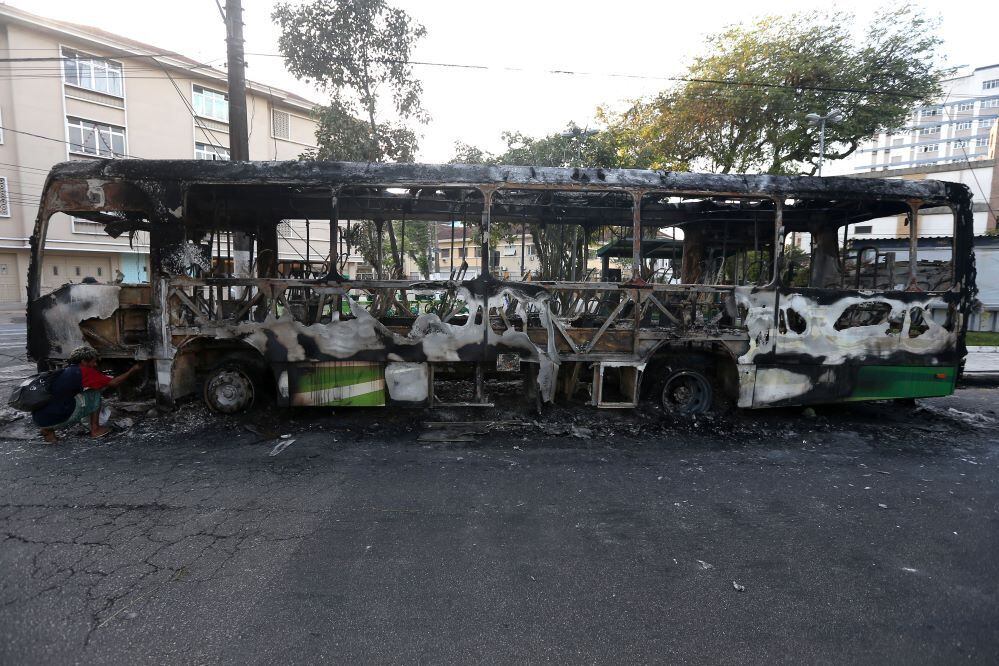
80,365,112,390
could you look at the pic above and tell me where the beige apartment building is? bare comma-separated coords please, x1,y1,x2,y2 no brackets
0,5,321,303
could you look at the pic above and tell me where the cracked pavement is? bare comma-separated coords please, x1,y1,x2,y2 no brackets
1,319,997,663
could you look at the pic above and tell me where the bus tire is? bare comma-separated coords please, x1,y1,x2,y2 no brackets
203,362,257,414
660,369,713,415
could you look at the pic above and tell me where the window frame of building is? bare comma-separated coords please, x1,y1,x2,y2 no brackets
917,144,939,153
192,85,229,122
983,79,999,91
979,118,996,132
920,107,941,117
61,48,124,98
919,125,941,135
957,102,975,112
953,139,968,149
440,248,450,259
976,138,990,148
272,109,291,140
0,176,9,218
955,121,972,131
983,99,999,109
66,117,126,158
194,142,231,161
71,217,107,235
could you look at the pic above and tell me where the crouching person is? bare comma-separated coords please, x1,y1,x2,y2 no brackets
33,346,144,443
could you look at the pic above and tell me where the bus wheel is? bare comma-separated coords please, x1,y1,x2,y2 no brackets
660,369,713,415
204,363,256,413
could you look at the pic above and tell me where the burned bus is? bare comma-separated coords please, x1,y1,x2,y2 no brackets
27,160,976,414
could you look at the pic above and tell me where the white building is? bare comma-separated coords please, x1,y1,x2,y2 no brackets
850,64,998,173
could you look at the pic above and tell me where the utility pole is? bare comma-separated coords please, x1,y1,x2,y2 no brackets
224,0,249,159
224,0,253,277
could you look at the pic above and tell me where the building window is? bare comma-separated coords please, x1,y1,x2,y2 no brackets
957,102,974,112
62,49,123,97
66,117,126,157
954,139,968,148
53,266,58,276
976,138,990,147
277,221,292,235
272,109,290,139
920,107,941,117
983,99,999,109
919,125,941,135
72,217,106,235
0,177,9,218
194,142,230,160
980,118,996,131
854,226,872,234
983,79,999,90
193,85,228,121
917,144,939,153
440,248,450,259
955,121,972,130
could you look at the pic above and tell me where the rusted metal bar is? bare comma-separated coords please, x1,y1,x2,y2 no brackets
631,190,643,281
480,188,494,277
908,200,921,288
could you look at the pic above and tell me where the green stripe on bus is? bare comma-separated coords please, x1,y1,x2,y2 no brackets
847,365,956,401
295,365,384,392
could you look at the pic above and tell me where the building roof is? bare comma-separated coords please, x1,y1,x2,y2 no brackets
0,4,319,111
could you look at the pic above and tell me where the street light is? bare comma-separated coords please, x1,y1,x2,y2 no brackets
560,126,599,165
806,109,845,176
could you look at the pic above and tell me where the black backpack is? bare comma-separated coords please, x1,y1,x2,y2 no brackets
8,370,61,412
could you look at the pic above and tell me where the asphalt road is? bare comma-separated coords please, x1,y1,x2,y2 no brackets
1,325,997,663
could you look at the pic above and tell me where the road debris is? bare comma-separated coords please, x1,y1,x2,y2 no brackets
732,581,746,592
269,438,296,456
697,560,713,570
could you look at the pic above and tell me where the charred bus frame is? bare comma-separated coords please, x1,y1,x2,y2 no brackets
27,160,977,413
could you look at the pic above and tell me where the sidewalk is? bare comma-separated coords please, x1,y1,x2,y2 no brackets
964,346,999,377
0,303,25,325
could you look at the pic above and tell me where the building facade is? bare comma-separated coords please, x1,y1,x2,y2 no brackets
851,64,999,174
0,5,320,303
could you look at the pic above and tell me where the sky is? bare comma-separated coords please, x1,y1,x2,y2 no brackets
16,0,999,163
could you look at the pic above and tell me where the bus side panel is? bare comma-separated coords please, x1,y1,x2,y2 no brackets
846,365,956,401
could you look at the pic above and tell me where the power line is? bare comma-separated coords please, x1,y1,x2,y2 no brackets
147,56,229,152
6,51,999,102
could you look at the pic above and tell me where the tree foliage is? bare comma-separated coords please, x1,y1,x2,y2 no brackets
604,7,947,174
273,0,427,162
304,101,417,162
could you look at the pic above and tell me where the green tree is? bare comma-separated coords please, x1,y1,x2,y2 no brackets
604,6,947,174
304,100,417,162
273,0,427,162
